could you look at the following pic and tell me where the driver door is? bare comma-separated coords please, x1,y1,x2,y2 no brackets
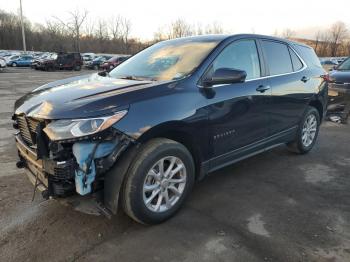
205,39,271,168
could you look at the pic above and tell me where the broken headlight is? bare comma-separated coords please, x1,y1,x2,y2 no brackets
43,110,127,141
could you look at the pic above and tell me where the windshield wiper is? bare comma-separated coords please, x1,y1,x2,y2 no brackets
119,75,157,81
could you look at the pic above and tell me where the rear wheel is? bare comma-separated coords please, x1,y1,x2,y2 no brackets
121,138,195,224
74,65,81,71
93,65,98,70
287,106,320,154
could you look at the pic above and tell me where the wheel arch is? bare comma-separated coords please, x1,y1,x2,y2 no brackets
136,121,204,180
308,99,324,122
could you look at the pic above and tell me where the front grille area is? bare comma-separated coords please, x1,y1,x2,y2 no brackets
16,115,41,146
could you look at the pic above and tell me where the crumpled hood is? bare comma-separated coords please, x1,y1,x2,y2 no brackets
14,73,156,119
329,70,350,83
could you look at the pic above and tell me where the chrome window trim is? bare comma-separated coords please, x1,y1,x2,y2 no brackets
198,41,308,88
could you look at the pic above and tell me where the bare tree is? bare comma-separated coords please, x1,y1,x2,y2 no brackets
84,18,95,37
345,40,350,56
121,17,131,52
282,28,295,39
109,15,122,40
314,31,322,54
54,9,88,52
329,21,348,57
205,21,223,34
170,19,193,38
95,19,108,40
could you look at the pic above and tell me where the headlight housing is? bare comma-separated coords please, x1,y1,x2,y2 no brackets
43,110,127,141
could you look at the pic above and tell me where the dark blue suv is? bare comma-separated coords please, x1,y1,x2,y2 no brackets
13,34,327,224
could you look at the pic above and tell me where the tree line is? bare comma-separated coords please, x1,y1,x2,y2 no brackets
277,22,350,57
0,9,145,54
0,9,349,57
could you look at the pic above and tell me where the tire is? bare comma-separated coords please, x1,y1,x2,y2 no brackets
93,65,98,70
12,62,17,67
74,65,81,71
121,138,195,224
287,106,320,154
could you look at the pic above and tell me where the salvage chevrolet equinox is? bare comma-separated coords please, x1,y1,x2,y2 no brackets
13,34,328,224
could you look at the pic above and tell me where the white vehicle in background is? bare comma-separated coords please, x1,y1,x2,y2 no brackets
0,57,6,71
82,53,96,64
4,54,22,63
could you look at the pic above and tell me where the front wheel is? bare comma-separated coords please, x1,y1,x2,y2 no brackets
121,138,195,224
287,106,320,154
11,62,17,67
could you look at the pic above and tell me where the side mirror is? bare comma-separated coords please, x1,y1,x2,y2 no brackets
203,68,247,87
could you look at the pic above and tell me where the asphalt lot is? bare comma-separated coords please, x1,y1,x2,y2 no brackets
0,67,349,262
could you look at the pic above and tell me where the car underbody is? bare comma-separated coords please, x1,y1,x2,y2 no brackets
14,114,134,216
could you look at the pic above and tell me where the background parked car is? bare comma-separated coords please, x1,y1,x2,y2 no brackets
321,59,338,71
7,55,33,67
85,55,112,70
37,52,83,71
327,56,350,123
0,57,6,71
100,55,130,71
82,53,96,64
4,54,21,64
31,53,55,69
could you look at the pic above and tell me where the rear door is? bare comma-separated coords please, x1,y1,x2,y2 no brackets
259,40,311,136
205,39,270,167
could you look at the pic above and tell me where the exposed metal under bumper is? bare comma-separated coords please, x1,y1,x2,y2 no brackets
15,134,48,191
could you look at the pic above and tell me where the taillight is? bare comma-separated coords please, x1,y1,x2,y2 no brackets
321,74,330,82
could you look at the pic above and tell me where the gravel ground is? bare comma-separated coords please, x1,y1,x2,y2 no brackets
0,67,349,262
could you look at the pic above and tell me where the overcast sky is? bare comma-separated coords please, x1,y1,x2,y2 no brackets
1,0,349,40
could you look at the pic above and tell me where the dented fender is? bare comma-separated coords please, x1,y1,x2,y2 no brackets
103,143,139,214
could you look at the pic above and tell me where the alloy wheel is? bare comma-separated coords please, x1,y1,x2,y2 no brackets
301,114,317,147
143,156,187,213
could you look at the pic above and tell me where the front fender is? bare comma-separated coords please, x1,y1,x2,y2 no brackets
103,144,139,214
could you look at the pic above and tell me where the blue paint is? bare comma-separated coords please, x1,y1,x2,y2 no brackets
72,140,118,195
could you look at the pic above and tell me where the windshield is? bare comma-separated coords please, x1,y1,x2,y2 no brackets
109,38,220,81
337,57,350,70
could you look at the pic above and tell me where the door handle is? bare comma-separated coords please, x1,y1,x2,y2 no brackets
301,76,310,83
256,85,271,93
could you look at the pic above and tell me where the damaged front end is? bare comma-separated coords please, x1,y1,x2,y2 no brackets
13,111,133,215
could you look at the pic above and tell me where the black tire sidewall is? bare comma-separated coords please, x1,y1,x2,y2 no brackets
297,107,320,153
124,140,195,224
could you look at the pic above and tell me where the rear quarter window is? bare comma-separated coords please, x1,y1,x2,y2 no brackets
289,48,303,71
293,44,322,69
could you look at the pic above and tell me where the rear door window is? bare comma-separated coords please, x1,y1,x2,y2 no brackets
261,40,293,75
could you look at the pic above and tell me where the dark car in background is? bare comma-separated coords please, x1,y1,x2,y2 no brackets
31,53,54,69
100,55,130,71
7,55,34,67
13,34,327,224
36,52,83,71
85,55,113,70
327,56,350,122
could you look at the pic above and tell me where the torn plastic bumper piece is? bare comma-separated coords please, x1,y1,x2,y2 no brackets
72,140,119,195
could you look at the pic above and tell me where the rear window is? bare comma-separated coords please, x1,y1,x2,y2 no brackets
294,44,322,69
261,40,293,75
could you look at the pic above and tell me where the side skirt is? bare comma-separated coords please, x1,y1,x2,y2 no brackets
202,126,298,174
